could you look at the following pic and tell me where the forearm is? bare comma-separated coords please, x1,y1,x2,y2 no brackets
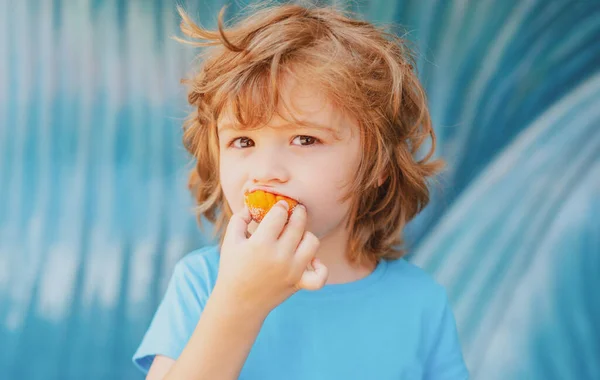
164,286,268,380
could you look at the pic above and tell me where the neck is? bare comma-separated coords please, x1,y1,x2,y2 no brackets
313,222,377,285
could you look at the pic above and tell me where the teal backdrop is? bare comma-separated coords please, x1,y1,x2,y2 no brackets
1,0,599,379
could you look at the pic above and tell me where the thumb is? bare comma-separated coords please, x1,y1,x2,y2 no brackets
225,205,252,243
297,258,328,291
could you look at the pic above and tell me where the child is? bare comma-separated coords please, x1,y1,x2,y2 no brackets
133,1,468,379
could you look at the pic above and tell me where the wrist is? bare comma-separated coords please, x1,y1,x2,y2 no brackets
209,283,271,323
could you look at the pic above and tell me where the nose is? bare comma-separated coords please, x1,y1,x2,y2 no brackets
249,145,290,184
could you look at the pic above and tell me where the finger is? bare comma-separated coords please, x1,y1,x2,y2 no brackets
279,204,307,253
251,200,290,242
292,231,320,274
224,205,252,243
297,257,328,291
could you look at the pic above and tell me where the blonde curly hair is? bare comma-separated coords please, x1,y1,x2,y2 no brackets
177,1,445,265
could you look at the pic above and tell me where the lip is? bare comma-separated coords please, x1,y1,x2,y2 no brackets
244,186,299,202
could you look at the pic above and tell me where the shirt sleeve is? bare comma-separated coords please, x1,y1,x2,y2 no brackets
131,257,210,375
424,288,469,380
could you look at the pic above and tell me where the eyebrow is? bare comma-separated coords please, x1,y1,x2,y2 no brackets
217,121,342,139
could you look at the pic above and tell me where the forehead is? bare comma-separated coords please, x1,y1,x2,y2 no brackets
217,75,358,139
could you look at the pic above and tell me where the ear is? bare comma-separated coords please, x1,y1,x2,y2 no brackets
377,170,388,187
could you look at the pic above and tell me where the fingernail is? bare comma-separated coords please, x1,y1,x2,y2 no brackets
278,200,289,210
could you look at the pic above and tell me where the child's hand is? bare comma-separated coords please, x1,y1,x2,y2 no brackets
214,200,328,316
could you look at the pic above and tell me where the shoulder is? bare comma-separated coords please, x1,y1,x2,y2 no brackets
384,257,451,310
169,244,221,299
385,257,447,295
175,243,221,273
131,244,223,374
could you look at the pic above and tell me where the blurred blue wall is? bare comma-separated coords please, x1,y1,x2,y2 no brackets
1,0,599,379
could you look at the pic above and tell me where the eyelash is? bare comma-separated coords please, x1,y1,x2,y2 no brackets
227,135,322,148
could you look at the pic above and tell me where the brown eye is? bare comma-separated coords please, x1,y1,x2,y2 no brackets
292,135,319,146
231,137,254,148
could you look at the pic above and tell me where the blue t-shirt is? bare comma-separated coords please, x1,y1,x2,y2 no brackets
132,245,468,379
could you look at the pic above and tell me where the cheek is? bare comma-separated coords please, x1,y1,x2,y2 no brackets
305,155,357,203
219,155,245,213
300,199,350,240
300,151,359,231
299,171,354,232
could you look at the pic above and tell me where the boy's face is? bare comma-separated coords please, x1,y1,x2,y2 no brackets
217,76,362,239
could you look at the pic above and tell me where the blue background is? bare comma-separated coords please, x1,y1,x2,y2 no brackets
1,0,599,379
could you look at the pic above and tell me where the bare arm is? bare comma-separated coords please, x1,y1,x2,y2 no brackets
146,356,175,380
161,286,268,380
148,202,326,379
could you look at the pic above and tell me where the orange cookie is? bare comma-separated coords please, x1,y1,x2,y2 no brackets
244,189,299,223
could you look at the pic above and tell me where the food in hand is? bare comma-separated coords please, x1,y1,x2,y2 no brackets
244,189,299,223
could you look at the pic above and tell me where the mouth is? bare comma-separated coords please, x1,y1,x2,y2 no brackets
243,188,301,223
244,187,299,203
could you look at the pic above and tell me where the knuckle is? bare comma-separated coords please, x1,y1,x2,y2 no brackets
249,235,266,249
